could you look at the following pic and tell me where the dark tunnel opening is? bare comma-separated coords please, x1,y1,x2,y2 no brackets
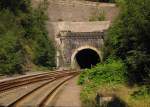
75,49,100,69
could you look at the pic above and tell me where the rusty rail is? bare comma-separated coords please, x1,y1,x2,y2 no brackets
0,70,76,93
6,71,79,107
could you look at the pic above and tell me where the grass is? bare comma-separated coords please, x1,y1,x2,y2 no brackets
79,58,150,107
80,83,150,107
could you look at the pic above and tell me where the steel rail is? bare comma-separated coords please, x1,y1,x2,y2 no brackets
0,70,75,93
6,72,78,107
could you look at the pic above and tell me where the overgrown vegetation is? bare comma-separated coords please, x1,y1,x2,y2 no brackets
79,0,150,106
0,0,56,75
106,0,150,85
86,0,115,3
79,58,126,85
89,10,106,21
78,58,127,106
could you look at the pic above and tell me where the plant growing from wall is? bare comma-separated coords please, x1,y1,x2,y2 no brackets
89,10,106,21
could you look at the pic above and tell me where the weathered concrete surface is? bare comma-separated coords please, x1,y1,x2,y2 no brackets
32,0,116,69
48,0,118,22
32,0,118,22
47,21,110,38
46,21,110,68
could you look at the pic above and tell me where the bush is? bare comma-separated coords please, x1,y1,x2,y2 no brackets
78,58,127,107
79,58,126,85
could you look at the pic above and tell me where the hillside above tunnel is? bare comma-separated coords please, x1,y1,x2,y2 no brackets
48,0,118,22
33,0,118,22
31,0,119,70
41,0,118,69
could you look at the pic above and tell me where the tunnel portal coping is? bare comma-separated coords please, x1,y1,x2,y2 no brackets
47,21,110,37
52,21,109,68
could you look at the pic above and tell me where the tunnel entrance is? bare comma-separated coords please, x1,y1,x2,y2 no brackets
75,49,100,69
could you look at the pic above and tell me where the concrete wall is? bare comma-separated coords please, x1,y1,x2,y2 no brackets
46,21,110,41
32,0,116,69
57,31,104,68
33,0,118,39
48,0,118,22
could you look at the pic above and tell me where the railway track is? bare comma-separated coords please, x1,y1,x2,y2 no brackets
0,70,79,107
0,70,75,93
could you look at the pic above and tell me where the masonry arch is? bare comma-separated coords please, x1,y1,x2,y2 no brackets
71,46,102,69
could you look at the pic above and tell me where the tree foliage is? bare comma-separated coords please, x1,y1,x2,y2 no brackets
106,0,150,84
0,0,31,14
0,0,56,74
0,10,24,74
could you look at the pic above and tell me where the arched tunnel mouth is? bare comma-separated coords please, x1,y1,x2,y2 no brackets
75,49,100,69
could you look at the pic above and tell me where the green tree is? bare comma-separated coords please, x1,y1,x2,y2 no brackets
0,0,56,74
0,10,24,74
106,0,150,84
0,0,31,14
22,2,56,68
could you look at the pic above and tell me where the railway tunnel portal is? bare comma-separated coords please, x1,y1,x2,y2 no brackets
72,46,101,69
49,21,110,69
